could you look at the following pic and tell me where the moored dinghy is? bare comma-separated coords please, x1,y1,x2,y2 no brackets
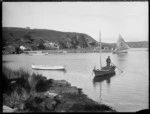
29,51,48,55
32,64,65,70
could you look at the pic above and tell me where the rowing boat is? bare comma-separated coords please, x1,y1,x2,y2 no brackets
31,64,65,70
29,52,48,56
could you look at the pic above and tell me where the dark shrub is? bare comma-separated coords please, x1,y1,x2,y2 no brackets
24,95,53,112
35,78,53,92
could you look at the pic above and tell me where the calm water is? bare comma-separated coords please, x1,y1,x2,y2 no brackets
2,48,149,112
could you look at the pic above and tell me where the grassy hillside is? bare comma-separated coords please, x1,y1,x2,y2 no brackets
3,27,148,50
3,27,98,49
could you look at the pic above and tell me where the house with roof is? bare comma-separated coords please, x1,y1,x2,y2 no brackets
94,44,113,52
20,46,27,51
3,45,16,54
44,42,59,50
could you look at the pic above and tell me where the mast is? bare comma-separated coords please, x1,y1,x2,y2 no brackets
99,31,102,70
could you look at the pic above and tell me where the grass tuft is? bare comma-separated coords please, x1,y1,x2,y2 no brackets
2,66,53,112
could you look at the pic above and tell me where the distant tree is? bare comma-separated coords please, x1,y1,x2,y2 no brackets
30,45,38,50
39,39,44,44
78,35,88,48
38,39,46,49
38,43,46,49
24,32,34,43
14,39,20,41
2,38,7,47
9,33,13,37
89,42,97,46
71,36,79,49
59,41,67,49
15,46,21,54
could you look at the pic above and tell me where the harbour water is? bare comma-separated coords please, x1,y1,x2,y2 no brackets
2,48,149,112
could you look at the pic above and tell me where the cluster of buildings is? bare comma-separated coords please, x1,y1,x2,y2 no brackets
2,45,31,54
2,42,60,54
94,44,115,52
43,42,59,50
2,39,115,54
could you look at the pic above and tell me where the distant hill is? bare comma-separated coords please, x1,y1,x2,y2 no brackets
2,27,148,50
101,41,148,49
126,41,148,48
2,27,98,49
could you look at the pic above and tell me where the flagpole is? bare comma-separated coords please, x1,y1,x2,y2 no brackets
99,30,102,70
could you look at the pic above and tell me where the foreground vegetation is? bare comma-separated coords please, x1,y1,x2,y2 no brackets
2,66,115,112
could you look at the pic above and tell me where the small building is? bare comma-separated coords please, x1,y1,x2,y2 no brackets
44,42,59,50
102,46,110,51
20,46,26,51
94,46,112,52
25,46,32,51
3,45,16,54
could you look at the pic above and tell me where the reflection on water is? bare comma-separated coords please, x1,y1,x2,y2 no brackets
112,53,129,72
116,53,128,59
115,54,128,64
93,72,116,87
92,73,116,104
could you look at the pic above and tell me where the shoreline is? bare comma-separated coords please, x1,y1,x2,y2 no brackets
3,47,148,55
2,66,116,112
23,48,112,54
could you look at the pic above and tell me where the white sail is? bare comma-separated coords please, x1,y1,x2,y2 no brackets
116,35,130,51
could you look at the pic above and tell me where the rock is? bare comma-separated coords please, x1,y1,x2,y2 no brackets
60,110,66,112
3,105,18,112
53,80,71,87
45,102,54,111
18,103,25,110
62,87,79,94
10,81,16,84
44,98,57,111
49,86,79,95
44,92,58,98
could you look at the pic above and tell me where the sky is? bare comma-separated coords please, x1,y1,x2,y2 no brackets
2,2,148,43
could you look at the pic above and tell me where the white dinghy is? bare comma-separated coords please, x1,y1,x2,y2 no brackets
32,64,65,70
29,52,48,56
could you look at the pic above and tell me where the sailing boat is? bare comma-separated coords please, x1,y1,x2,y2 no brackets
93,31,116,77
112,34,130,54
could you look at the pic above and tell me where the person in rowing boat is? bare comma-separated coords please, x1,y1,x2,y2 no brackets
106,56,111,69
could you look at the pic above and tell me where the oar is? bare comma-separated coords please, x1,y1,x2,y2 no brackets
89,71,94,79
111,62,123,73
89,66,95,79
